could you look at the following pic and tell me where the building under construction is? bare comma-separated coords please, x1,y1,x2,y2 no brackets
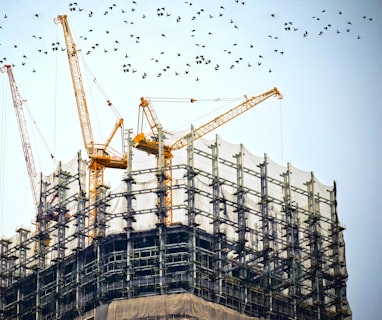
0,133,351,319
0,14,351,320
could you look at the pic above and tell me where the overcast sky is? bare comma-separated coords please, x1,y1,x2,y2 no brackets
0,1,381,318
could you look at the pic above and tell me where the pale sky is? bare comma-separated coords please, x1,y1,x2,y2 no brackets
0,1,381,318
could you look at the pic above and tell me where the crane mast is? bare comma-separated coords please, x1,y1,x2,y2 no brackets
133,87,282,225
1,64,39,208
55,15,127,240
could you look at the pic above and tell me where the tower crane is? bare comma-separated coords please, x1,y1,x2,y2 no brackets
1,64,39,208
133,87,283,225
54,15,127,239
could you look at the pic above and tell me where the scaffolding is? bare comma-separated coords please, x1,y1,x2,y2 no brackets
0,134,351,320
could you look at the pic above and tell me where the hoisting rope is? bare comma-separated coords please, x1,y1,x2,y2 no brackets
147,96,242,103
0,78,8,236
148,96,248,132
25,104,56,165
53,25,59,166
79,52,125,153
279,98,284,167
79,54,122,119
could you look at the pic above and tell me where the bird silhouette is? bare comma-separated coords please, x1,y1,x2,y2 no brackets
3,2,370,83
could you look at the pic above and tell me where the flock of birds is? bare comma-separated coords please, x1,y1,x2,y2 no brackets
0,0,375,83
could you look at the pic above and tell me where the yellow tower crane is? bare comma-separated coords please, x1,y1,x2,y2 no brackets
133,87,283,225
54,15,127,239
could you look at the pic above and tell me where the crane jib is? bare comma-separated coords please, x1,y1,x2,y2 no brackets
170,88,282,151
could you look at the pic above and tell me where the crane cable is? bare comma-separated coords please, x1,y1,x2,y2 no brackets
0,78,8,236
79,53,126,153
147,96,243,103
81,57,104,142
148,88,276,104
149,89,282,134
279,98,284,167
53,26,59,167
25,104,57,166
144,96,249,132
59,22,125,154
79,54,122,119
170,96,247,132
12,68,57,172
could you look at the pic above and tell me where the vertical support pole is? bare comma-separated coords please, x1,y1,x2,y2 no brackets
306,172,324,319
16,227,29,280
95,185,108,240
329,181,348,319
75,151,86,315
55,162,70,320
37,175,48,271
211,135,220,238
186,126,198,293
88,162,105,242
186,126,196,227
281,163,300,319
55,163,69,262
0,239,11,319
258,154,272,315
234,144,246,254
75,151,87,251
16,283,21,320
95,184,108,304
210,135,223,302
233,144,247,313
123,129,135,298
36,173,47,320
15,227,29,320
156,126,167,294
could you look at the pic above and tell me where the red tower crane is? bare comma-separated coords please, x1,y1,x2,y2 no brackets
1,64,39,208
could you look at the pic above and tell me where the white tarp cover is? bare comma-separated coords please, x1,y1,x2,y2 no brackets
6,136,345,280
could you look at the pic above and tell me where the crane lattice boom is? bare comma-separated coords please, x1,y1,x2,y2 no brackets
54,15,94,155
171,87,282,150
1,64,39,207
